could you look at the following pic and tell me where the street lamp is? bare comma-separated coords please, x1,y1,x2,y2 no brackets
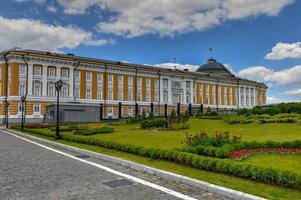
21,95,26,131
55,79,63,139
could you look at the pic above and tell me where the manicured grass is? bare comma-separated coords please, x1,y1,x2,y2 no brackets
80,119,301,149
240,153,301,175
20,131,301,200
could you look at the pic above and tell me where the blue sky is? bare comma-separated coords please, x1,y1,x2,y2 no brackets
1,0,301,103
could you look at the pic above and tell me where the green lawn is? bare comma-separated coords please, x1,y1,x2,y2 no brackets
16,118,301,200
85,119,301,149
240,153,301,175
20,131,301,200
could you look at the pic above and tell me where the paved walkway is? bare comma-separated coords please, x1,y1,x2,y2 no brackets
0,130,223,200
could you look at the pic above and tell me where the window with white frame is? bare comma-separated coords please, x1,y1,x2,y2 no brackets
33,103,40,113
146,78,150,88
62,68,69,78
34,66,41,75
146,91,150,102
0,66,2,77
75,87,80,98
163,91,168,102
128,76,133,86
118,90,123,101
97,88,102,99
48,84,55,97
154,91,159,102
19,64,26,75
34,82,40,96
74,70,80,80
48,67,55,77
97,73,103,83
8,64,11,75
62,85,68,98
86,88,91,99
155,79,159,88
19,84,26,96
108,74,113,84
118,75,123,85
137,90,142,101
108,89,113,100
128,90,133,101
108,107,113,116
137,77,142,87
86,72,92,81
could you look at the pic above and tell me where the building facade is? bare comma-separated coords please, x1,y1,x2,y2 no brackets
0,49,266,123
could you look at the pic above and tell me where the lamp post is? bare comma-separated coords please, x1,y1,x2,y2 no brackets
55,79,63,139
21,96,26,131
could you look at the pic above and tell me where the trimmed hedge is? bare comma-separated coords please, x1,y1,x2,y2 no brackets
179,140,301,158
13,127,301,189
140,118,168,129
73,126,114,135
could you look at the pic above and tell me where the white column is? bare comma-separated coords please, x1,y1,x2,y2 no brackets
248,87,251,108
183,80,186,104
27,63,33,96
42,65,47,96
160,77,164,103
168,78,172,104
237,86,240,107
69,67,74,98
190,81,194,104
253,87,256,106
244,87,247,107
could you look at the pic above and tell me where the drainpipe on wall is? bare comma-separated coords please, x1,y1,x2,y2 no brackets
21,54,29,124
3,53,9,128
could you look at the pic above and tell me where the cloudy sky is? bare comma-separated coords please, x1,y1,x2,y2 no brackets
1,0,301,103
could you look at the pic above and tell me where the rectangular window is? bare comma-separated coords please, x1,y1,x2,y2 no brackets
86,88,91,99
128,76,133,86
19,84,26,96
74,71,80,79
128,106,133,117
108,74,113,84
62,86,68,97
137,90,142,101
137,77,142,87
155,79,159,88
48,67,55,77
154,91,159,102
34,82,40,96
86,72,92,81
19,64,26,75
97,73,103,82
34,103,40,113
163,91,168,102
18,103,24,112
34,66,41,76
146,91,150,102
75,87,80,99
146,79,150,87
48,84,54,97
97,88,102,99
118,75,123,85
62,68,69,78
108,107,113,115
108,89,113,100
118,90,123,101
128,91,132,101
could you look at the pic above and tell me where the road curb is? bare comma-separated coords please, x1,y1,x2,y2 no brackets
6,129,265,200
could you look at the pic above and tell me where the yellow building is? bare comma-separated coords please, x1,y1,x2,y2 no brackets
0,49,267,123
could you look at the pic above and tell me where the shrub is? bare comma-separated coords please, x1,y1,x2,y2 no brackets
73,126,114,135
140,118,168,129
16,127,301,189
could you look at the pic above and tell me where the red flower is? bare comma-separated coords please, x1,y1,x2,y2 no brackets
230,148,301,159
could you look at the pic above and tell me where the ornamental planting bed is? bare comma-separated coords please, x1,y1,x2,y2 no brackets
230,148,301,160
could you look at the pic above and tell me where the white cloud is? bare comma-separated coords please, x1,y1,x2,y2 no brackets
51,0,294,37
238,65,301,86
15,0,46,4
154,63,199,72
47,5,58,13
284,88,301,96
0,16,110,52
265,41,301,60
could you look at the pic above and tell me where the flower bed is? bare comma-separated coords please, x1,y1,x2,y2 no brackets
230,148,301,160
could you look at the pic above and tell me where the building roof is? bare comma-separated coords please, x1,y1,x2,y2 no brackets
197,58,234,77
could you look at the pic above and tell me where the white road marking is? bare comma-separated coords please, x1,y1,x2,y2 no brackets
2,130,198,200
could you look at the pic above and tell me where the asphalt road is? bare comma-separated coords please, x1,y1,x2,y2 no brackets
0,130,221,200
